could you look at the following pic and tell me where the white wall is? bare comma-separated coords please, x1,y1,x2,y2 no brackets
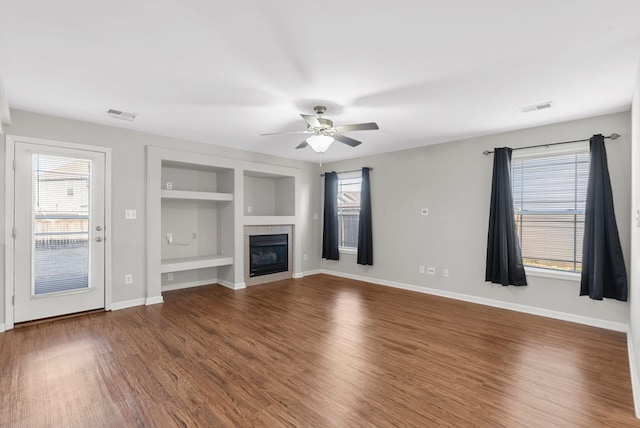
629,64,640,416
1,109,323,325
321,112,631,328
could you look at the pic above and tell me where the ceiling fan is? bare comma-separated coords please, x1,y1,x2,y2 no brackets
261,105,379,153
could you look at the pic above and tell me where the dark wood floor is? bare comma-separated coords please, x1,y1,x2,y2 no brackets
0,274,636,427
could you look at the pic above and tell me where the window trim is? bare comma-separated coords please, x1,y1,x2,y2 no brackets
337,172,362,251
525,266,581,282
338,246,357,255
511,141,590,275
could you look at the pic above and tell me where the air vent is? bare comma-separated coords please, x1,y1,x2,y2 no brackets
107,109,136,121
520,101,553,113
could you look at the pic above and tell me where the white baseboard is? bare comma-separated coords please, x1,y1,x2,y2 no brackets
219,280,246,290
162,279,217,292
628,334,640,418
0,323,5,333
321,270,629,333
111,298,146,311
145,296,164,306
293,269,322,278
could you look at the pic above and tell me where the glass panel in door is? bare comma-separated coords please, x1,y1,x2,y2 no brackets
33,154,91,295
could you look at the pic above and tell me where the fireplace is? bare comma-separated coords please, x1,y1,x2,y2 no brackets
249,234,288,277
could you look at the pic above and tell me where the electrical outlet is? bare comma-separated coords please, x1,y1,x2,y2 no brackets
427,267,436,276
125,209,136,220
444,269,449,277
166,233,173,244
168,273,173,281
304,254,308,261
166,181,173,190
125,274,133,284
419,266,425,274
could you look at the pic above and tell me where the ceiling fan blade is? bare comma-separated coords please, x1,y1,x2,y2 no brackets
295,141,309,149
334,122,379,133
260,131,312,136
333,133,362,147
300,113,322,127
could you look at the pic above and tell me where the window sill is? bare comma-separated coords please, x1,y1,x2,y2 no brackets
338,247,357,255
525,267,580,282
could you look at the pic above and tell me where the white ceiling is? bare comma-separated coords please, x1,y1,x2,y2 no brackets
1,0,640,163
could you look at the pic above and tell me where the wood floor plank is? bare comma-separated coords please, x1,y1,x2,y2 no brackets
0,274,637,426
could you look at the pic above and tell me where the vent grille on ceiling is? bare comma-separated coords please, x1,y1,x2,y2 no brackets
107,109,136,121
520,101,553,113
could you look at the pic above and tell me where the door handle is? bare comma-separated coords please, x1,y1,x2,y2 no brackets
95,237,103,242
96,226,103,231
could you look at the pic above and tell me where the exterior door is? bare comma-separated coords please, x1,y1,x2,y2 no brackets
13,142,106,323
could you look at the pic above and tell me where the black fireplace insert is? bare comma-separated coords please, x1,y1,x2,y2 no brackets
249,234,288,277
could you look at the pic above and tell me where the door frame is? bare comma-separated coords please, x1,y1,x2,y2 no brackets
4,135,112,330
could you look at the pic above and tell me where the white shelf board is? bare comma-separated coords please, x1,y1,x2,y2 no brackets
161,189,233,202
243,216,296,226
161,255,234,273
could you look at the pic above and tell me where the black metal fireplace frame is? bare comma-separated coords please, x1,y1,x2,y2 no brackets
249,233,288,277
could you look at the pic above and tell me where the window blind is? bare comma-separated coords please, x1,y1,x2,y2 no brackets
511,152,589,272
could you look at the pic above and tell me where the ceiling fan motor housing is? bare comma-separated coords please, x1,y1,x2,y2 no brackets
313,105,327,115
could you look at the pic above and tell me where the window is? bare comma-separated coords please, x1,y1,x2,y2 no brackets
511,147,589,273
337,174,362,249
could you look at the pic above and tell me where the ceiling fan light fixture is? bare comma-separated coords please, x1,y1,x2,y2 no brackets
306,134,334,153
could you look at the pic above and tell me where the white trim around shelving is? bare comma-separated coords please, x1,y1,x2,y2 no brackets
161,189,233,201
320,269,629,332
160,255,234,273
145,296,164,305
111,298,147,311
243,216,296,226
219,280,246,290
162,279,217,292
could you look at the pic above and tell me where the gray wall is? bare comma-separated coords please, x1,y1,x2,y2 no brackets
1,109,323,324
630,63,640,416
321,112,631,325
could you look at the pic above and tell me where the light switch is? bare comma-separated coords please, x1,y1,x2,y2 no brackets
125,209,137,220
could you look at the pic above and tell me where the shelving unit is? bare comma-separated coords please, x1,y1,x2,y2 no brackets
146,148,240,301
146,146,303,304
161,189,233,202
160,255,234,273
244,171,295,216
243,216,296,226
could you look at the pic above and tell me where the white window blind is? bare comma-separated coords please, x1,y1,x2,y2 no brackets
337,174,362,249
511,150,589,272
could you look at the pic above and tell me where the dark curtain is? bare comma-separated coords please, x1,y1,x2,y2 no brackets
580,134,628,301
322,172,340,260
357,167,373,265
485,147,527,286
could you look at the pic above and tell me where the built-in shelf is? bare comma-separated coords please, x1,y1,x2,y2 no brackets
243,216,296,226
161,255,234,273
161,189,233,201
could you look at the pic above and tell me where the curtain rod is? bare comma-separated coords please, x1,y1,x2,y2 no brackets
482,133,620,156
320,167,373,177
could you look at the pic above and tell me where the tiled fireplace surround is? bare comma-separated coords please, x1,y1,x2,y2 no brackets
243,225,293,286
